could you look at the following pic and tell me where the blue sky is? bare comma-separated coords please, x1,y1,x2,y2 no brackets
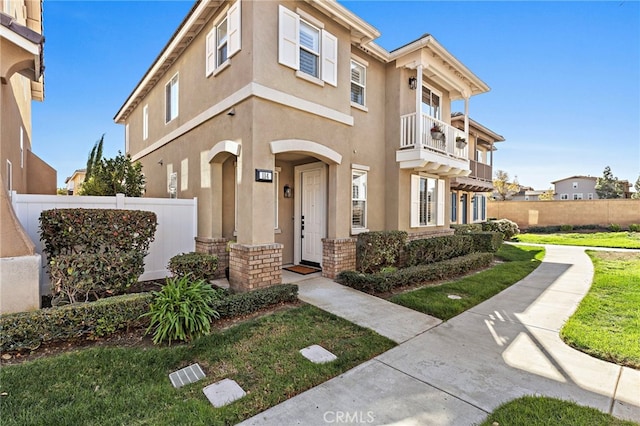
34,0,640,190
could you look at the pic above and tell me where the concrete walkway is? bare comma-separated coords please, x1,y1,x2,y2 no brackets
240,245,640,425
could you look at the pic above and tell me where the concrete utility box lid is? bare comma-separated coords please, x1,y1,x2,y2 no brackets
203,379,246,408
300,344,338,364
169,363,206,388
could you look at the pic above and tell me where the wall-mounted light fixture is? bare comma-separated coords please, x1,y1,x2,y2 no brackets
227,108,235,116
408,77,417,90
283,184,292,198
158,159,164,166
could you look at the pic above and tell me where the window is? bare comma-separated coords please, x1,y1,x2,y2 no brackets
274,168,280,230
411,175,444,227
19,126,23,168
125,123,130,153
165,74,179,123
352,170,367,230
421,86,441,120
142,105,148,140
560,193,569,200
573,193,583,200
572,182,578,189
451,192,457,222
587,193,594,200
278,5,338,86
480,195,486,221
205,0,241,76
350,60,366,106
472,195,479,221
6,160,12,192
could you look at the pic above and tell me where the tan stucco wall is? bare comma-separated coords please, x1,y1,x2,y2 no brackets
26,150,56,194
1,71,31,194
488,199,640,228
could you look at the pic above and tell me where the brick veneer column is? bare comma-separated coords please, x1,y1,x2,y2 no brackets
322,238,356,279
195,237,229,279
228,243,282,292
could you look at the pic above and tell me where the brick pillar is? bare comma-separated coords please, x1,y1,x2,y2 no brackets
228,243,282,292
322,238,356,279
195,237,229,279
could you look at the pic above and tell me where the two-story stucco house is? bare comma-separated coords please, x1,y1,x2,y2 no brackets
114,0,495,292
552,175,632,200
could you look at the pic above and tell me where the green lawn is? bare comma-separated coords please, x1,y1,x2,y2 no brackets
0,305,395,426
515,231,640,249
390,244,545,320
481,396,637,426
560,251,640,368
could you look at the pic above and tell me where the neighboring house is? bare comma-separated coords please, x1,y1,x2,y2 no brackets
551,175,632,200
449,113,504,224
0,1,55,195
114,0,493,291
1,0,50,313
64,169,86,195
510,186,549,201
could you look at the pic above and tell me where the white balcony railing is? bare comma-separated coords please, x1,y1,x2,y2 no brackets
400,113,468,160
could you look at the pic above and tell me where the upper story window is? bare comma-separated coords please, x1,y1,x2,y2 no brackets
350,60,366,106
572,181,578,189
278,5,338,86
205,0,241,76
142,105,148,140
421,86,441,120
165,74,179,123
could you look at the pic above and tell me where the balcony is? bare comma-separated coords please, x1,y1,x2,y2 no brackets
396,113,470,176
451,160,494,192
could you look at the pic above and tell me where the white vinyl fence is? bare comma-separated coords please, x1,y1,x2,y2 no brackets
11,193,197,295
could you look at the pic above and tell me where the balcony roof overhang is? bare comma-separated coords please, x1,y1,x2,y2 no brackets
0,11,44,100
451,112,504,143
450,176,494,192
391,35,489,100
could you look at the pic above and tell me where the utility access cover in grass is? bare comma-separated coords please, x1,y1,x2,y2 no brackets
169,363,206,388
300,344,337,364
203,379,246,407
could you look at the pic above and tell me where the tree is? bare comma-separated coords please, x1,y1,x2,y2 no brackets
631,175,640,199
493,170,520,201
595,166,623,199
538,188,555,201
80,135,145,197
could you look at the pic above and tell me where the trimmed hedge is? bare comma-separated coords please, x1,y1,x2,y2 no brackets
337,252,494,294
483,219,520,240
356,231,407,273
468,232,503,253
40,208,158,303
0,284,299,352
451,224,483,235
168,252,218,281
405,235,473,267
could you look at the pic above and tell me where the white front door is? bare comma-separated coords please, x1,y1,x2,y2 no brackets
295,163,326,267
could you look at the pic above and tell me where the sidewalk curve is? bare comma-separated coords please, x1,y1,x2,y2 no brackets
239,245,640,425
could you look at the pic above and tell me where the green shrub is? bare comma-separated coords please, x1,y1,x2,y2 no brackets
405,235,473,267
468,232,503,253
483,219,520,240
143,275,222,345
168,252,218,281
48,251,145,303
608,223,622,232
629,224,640,232
356,231,407,273
337,253,494,294
0,283,299,352
451,224,483,234
560,224,574,232
39,209,157,302
0,293,153,352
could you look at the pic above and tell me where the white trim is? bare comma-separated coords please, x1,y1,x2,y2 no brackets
296,7,324,29
351,169,367,231
207,140,241,163
142,104,148,140
270,139,342,165
227,0,241,58
278,5,299,70
19,126,23,168
350,102,368,112
295,70,324,86
165,73,179,123
0,25,39,55
205,29,215,76
351,163,370,171
212,59,231,77
321,30,338,86
131,83,353,161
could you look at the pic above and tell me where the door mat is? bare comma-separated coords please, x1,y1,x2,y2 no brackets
284,265,321,275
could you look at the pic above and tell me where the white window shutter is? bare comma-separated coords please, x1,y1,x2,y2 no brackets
205,29,215,75
410,175,420,228
436,179,446,226
227,0,241,57
321,30,338,86
278,5,299,70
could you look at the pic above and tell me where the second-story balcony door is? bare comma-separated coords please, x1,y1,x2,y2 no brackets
421,85,441,121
